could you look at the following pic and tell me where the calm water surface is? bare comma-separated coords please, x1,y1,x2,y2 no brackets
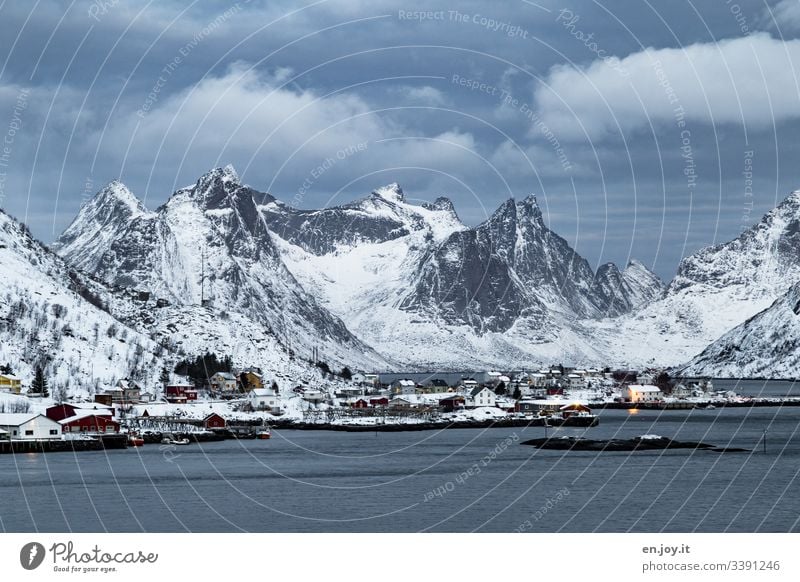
1,405,799,532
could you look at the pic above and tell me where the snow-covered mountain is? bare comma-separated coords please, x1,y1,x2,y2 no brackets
269,185,664,368
678,282,800,378
582,190,800,369
50,167,800,374
0,208,165,395
53,166,388,373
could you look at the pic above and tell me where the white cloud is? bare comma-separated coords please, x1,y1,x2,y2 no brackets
533,33,800,140
93,64,482,197
765,0,800,32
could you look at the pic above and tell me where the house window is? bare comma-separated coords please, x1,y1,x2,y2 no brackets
25,430,34,436
49,429,58,435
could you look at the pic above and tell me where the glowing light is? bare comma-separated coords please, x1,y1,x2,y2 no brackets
628,408,640,415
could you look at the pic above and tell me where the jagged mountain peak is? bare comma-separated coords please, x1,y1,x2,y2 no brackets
371,182,404,202
91,180,146,215
422,196,457,214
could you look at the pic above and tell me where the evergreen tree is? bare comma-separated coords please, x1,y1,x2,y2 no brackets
340,366,353,380
30,366,49,397
0,363,12,375
159,367,171,386
494,381,507,396
512,386,522,400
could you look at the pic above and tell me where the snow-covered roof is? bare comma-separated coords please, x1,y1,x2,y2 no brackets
248,388,276,397
0,374,21,380
57,409,114,423
394,379,415,386
0,413,43,426
213,372,237,380
627,384,663,393
61,402,113,410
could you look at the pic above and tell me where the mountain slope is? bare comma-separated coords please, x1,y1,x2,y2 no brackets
271,189,663,368
585,190,800,368
0,209,164,394
53,166,388,371
678,283,800,378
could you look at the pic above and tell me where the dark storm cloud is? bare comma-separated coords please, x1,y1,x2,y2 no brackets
0,0,797,280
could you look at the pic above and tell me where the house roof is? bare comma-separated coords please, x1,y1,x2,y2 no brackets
58,413,118,425
628,384,663,393
56,409,113,422
470,386,491,397
213,372,237,380
0,413,44,426
0,374,21,380
54,402,113,411
248,388,276,397
394,379,415,386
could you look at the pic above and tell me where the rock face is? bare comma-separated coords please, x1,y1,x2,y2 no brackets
268,188,663,368
53,166,388,371
57,167,800,374
586,190,800,371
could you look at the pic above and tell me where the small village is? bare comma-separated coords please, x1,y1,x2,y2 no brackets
0,363,792,452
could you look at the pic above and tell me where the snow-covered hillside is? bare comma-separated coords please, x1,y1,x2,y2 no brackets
0,209,164,394
678,283,800,378
581,190,800,369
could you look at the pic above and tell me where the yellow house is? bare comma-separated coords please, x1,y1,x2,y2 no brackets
0,374,22,394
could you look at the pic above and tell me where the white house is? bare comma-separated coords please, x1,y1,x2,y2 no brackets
460,379,479,391
246,388,283,414
210,372,238,393
622,384,663,403
0,413,62,441
467,386,497,408
391,379,417,395
566,373,586,388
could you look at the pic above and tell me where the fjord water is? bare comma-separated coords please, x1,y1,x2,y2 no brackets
2,406,799,533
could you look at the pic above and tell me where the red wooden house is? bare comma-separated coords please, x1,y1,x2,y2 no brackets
59,412,120,434
202,413,227,429
46,403,114,422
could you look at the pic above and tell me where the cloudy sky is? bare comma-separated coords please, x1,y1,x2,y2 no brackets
1,0,799,279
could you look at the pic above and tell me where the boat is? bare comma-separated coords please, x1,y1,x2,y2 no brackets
161,434,191,445
256,428,271,440
539,402,599,427
127,433,144,447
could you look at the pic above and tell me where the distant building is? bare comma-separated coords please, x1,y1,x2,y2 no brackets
210,372,238,393
246,388,282,414
467,387,497,408
240,370,264,391
202,413,227,430
622,384,663,403
46,403,114,422
0,374,22,394
0,413,62,441
59,412,120,435
165,378,197,404
390,379,417,395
